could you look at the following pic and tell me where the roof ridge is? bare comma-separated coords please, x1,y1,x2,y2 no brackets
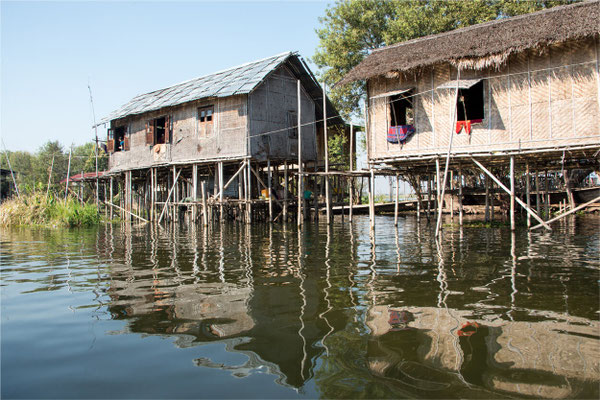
373,0,596,53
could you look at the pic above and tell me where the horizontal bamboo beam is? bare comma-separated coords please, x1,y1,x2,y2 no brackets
531,195,600,230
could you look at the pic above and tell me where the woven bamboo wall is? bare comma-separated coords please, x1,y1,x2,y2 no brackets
367,37,600,162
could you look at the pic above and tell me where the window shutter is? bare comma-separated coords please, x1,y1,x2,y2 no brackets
146,120,154,145
124,136,130,151
166,116,172,144
107,129,114,153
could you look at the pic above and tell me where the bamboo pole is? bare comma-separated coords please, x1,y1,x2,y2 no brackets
394,174,399,227
46,155,55,199
268,160,273,222
110,176,114,220
449,170,454,220
485,175,490,222
158,169,182,224
214,161,246,199
349,124,354,223
104,201,149,223
247,160,252,223
535,170,541,217
219,162,224,220
192,164,198,222
416,175,421,221
64,145,72,200
283,161,288,221
201,181,208,227
510,156,515,231
545,170,550,217
458,166,463,226
323,82,331,224
471,157,551,230
435,158,440,217
526,162,531,228
369,169,375,230
532,195,600,230
297,79,303,227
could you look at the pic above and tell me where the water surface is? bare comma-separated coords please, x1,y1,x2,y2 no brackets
1,215,599,398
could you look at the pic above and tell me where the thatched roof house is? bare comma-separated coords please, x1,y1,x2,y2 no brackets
339,1,600,170
339,0,599,84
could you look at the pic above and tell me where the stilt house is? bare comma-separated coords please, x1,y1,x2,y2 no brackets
99,52,345,222
339,1,600,229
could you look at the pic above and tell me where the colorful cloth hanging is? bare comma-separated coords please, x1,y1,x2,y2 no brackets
387,125,415,144
455,119,483,135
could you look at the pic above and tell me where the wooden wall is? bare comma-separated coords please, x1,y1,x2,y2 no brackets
108,95,248,172
248,66,317,162
367,37,600,162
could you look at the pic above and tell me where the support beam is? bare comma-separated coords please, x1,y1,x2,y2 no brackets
268,160,273,222
458,166,463,226
471,157,551,230
201,181,208,227
104,201,149,223
323,82,331,225
510,156,515,231
283,161,288,221
532,195,600,230
110,177,114,220
485,175,490,222
192,164,198,222
369,169,375,230
158,169,182,224
297,79,303,227
394,174,399,227
526,162,531,228
219,161,224,220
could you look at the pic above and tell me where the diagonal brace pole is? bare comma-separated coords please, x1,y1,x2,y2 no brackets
158,169,182,224
470,157,551,230
531,194,600,230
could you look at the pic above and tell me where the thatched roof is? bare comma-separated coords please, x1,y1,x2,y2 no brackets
338,0,599,86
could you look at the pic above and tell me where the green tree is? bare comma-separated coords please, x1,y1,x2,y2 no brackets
313,0,577,118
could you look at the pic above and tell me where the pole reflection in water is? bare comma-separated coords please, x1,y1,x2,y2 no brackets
1,215,599,399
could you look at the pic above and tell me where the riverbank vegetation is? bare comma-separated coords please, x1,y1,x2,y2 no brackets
0,192,100,227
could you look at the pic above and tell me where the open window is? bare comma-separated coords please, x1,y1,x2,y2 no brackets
389,90,414,127
146,116,171,146
457,81,484,122
197,106,214,137
107,125,129,152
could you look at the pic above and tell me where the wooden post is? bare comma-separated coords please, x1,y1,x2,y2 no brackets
238,162,243,220
201,181,208,227
323,82,331,224
490,175,495,222
458,166,463,226
435,158,440,216
416,175,421,221
449,170,454,220
349,124,354,223
109,176,114,220
564,170,575,211
535,171,541,217
394,174,399,227
283,161,288,221
247,160,252,223
244,160,249,223
369,169,375,230
297,79,303,227
427,176,432,217
526,162,531,228
64,145,72,200
219,162,224,221
192,164,198,222
510,156,515,231
532,195,600,230
545,170,550,217
268,160,273,222
485,175,490,222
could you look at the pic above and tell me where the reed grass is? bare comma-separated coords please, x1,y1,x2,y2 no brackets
0,193,100,227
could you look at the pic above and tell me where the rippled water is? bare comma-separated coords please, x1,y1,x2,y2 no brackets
1,215,599,399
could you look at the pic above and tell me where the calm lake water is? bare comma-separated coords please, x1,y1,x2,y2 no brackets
1,215,599,399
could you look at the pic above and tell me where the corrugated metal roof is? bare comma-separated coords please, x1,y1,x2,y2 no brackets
102,52,295,123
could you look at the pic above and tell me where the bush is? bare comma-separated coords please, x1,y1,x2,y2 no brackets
0,192,100,227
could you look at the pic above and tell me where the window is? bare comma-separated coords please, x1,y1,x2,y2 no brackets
389,91,414,127
197,106,214,137
146,116,171,145
287,111,297,138
457,81,484,121
107,125,129,152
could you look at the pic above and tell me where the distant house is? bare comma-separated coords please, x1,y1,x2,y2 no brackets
339,1,599,169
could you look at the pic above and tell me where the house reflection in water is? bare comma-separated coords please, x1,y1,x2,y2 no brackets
367,305,599,398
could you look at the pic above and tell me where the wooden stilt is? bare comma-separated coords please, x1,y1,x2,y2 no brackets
526,162,531,228
394,174,399,227
544,170,550,217
268,160,273,222
510,156,515,231
247,160,252,223
435,158,440,216
490,174,495,222
458,166,463,226
427,176,432,217
192,164,198,222
283,161,288,221
564,170,575,211
369,169,375,230
535,170,541,217
297,79,303,227
110,177,114,220
449,171,454,220
323,82,331,224
532,195,600,230
471,157,550,230
219,162,224,221
485,175,490,222
201,181,208,227
349,124,354,223
416,175,421,221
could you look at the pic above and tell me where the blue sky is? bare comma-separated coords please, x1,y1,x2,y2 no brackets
1,0,331,152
